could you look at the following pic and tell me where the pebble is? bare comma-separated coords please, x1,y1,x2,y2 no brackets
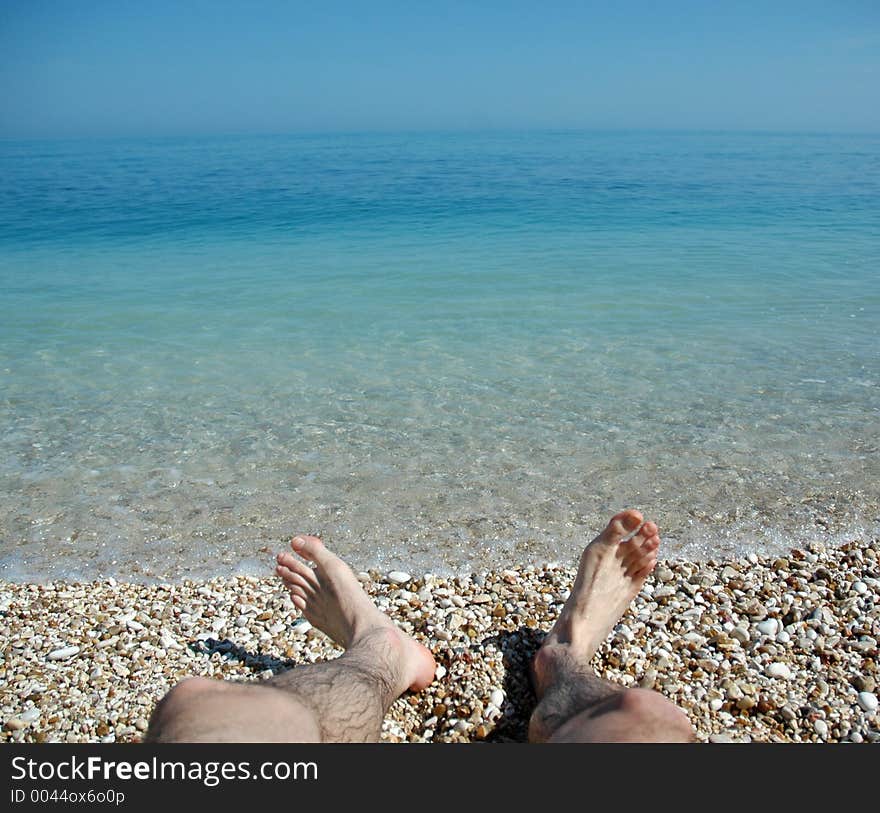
765,663,792,679
47,646,80,661
639,669,657,690
615,624,634,642
857,692,878,713
708,733,737,743
730,627,750,644
853,675,875,693
160,634,183,651
726,684,744,702
386,571,411,585
2,537,878,745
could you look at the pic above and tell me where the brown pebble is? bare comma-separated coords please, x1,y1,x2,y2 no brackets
853,675,876,693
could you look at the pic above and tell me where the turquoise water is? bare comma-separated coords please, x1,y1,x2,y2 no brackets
1,131,878,580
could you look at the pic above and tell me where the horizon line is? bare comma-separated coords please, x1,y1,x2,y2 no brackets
2,125,880,145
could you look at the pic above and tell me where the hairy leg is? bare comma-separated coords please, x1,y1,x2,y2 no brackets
529,510,694,743
147,535,434,743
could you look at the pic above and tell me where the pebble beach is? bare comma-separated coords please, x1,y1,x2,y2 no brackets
1,538,878,744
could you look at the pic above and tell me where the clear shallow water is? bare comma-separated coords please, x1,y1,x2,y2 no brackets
1,131,878,581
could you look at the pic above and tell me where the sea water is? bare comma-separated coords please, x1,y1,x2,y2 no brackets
1,130,878,580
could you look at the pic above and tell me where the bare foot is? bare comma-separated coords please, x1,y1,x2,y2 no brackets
276,535,436,692
541,509,660,663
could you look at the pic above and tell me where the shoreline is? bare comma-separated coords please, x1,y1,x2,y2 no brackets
1,538,877,743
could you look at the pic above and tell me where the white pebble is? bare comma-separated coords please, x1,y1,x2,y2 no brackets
757,619,779,636
489,689,505,708
852,581,867,595
857,692,878,712
47,646,80,661
386,571,411,585
19,708,41,723
434,665,447,680
730,627,750,644
709,733,736,743
813,719,828,739
765,662,792,679
614,624,634,642
160,634,183,651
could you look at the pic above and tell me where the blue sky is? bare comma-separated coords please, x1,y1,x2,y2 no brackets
1,0,878,137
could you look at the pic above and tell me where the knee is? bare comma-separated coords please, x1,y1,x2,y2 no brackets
619,688,694,740
146,677,217,738
161,676,216,708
